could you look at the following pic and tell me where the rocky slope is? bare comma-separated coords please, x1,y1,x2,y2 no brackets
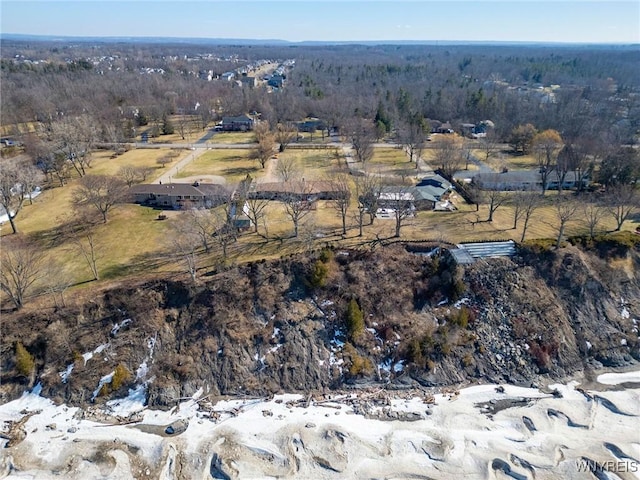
1,242,639,409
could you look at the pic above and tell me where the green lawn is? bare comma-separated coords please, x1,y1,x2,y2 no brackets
278,149,338,178
174,149,262,183
207,132,256,144
89,148,184,178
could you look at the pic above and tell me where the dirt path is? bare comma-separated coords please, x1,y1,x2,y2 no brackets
258,154,279,183
153,148,209,185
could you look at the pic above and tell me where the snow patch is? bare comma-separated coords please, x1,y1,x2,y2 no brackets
82,343,109,365
597,370,640,385
111,318,132,336
59,364,74,383
105,384,147,417
453,297,470,308
92,371,114,401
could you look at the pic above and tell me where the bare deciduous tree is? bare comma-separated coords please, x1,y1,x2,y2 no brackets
275,156,300,182
211,213,237,262
477,130,500,163
583,196,607,239
169,226,199,283
479,189,506,222
532,129,563,195
251,122,277,169
431,135,464,177
354,173,382,235
182,208,217,253
244,197,269,235
73,175,128,223
275,122,298,152
72,228,101,281
398,120,427,169
383,185,415,238
1,237,46,309
348,119,375,166
118,166,140,187
605,184,638,232
553,196,578,249
0,160,43,234
330,173,352,235
282,181,315,238
511,190,542,242
50,114,97,177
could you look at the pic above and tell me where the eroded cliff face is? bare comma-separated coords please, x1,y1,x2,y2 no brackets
1,245,638,408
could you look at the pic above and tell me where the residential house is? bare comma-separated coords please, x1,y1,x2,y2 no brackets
376,175,454,213
129,183,230,209
472,170,541,191
268,75,285,88
248,181,347,202
221,71,235,81
240,76,258,88
472,170,589,191
221,115,254,132
296,118,326,133
432,121,454,134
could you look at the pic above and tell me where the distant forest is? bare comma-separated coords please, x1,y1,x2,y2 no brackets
1,41,639,145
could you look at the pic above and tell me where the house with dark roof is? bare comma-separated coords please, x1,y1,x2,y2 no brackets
267,74,285,88
129,183,230,209
248,181,347,202
221,115,254,132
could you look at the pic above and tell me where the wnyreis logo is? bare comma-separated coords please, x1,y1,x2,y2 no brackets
576,458,639,474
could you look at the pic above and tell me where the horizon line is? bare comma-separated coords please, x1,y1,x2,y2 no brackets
2,33,639,47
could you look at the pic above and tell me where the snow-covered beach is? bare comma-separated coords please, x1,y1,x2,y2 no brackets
1,371,639,479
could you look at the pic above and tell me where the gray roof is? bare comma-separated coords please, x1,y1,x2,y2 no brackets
222,115,253,123
473,170,540,184
130,183,229,198
473,170,588,185
453,241,517,264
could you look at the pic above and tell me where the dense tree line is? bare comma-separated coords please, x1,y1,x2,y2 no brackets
1,41,638,145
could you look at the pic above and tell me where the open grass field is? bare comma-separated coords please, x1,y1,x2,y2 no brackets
278,148,339,179
206,132,256,144
294,131,331,143
89,148,185,178
3,142,638,310
174,149,261,183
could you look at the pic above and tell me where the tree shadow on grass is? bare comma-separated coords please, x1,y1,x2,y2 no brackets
100,249,176,280
222,166,259,178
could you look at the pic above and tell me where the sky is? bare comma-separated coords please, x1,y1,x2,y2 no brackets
1,1,639,44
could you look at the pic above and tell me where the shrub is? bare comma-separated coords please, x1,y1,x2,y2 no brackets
407,338,424,366
520,238,556,254
344,343,373,376
438,341,452,356
449,278,466,302
462,353,474,367
98,383,110,397
111,363,130,391
318,248,334,264
306,260,329,289
15,342,35,377
449,306,475,329
346,299,365,341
